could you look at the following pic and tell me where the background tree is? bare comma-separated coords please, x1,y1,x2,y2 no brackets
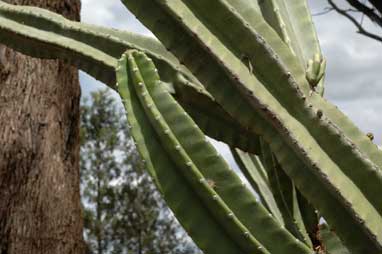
80,89,199,254
0,1,84,254
322,0,382,42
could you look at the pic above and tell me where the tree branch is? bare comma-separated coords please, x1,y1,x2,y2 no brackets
346,0,382,27
313,7,334,16
327,0,382,42
368,0,382,17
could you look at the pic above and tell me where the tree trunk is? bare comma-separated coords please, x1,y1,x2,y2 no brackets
0,1,83,254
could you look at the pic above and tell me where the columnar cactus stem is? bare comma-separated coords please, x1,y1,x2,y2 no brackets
117,51,312,254
0,1,263,155
231,148,283,223
121,1,382,252
1,0,382,253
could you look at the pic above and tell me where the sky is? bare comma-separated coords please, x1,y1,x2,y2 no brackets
79,0,382,161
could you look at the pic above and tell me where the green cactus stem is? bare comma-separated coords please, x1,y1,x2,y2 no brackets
117,50,312,254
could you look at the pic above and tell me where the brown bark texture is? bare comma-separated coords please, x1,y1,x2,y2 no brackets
0,0,84,253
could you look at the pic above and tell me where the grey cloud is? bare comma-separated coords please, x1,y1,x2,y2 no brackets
336,98,382,144
309,0,382,105
323,43,382,102
309,0,381,144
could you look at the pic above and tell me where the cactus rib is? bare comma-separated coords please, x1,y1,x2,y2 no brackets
121,1,382,252
0,1,264,154
0,15,116,85
118,50,312,254
257,0,322,68
1,1,381,253
178,1,382,208
259,141,312,247
213,0,310,95
231,148,283,224
257,0,326,94
319,224,351,254
127,51,267,254
296,192,319,248
186,0,382,218
117,52,246,254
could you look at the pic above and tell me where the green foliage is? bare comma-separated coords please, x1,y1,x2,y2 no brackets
1,0,382,253
80,89,198,254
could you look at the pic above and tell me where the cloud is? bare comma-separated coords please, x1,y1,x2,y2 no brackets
80,1,154,100
81,0,153,36
309,0,382,143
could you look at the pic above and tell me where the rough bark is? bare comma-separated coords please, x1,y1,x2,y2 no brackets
0,0,84,253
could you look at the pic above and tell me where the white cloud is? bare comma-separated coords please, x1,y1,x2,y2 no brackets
81,0,153,36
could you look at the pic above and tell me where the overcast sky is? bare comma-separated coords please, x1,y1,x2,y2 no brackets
79,0,382,155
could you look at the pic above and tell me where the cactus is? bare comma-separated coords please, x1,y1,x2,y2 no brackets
1,0,382,253
0,1,261,154
117,50,311,254
319,224,350,254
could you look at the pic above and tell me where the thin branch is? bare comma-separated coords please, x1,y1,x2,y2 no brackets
313,7,334,16
366,0,382,18
346,0,382,26
327,0,382,42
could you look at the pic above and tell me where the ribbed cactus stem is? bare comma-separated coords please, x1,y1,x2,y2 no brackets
1,0,382,253
126,50,267,253
121,1,382,252
271,3,295,55
0,1,264,155
117,50,313,254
